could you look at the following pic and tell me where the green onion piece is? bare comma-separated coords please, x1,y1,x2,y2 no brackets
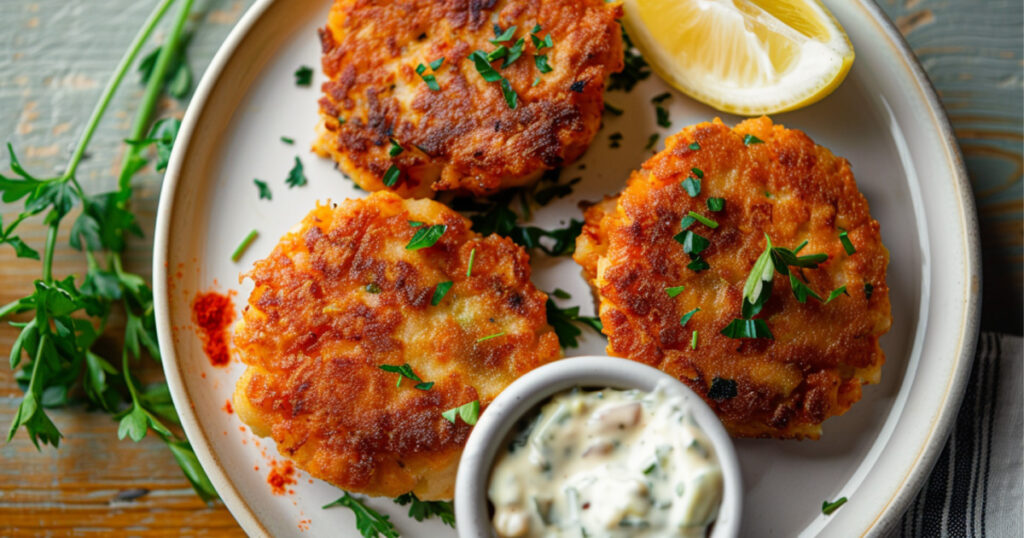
687,211,718,229
486,46,508,62
388,139,404,157
691,330,698,350
720,318,773,339
415,63,426,75
743,134,765,145
500,78,518,109
794,239,809,253
665,285,685,297
822,497,848,515
408,220,424,227
383,164,401,187
707,197,725,212
476,331,504,343
466,248,476,277
679,307,700,327
431,281,453,306
231,229,259,262
442,400,481,425
681,177,701,197
406,224,447,250
839,228,856,255
824,286,848,304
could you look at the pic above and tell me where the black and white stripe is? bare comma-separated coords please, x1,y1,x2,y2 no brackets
893,332,1005,537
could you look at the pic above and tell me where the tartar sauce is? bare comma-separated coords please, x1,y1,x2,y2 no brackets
488,382,723,537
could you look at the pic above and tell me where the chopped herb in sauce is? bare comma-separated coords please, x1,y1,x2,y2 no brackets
608,28,651,92
604,101,624,115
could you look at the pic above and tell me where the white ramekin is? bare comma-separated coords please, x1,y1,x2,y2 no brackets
454,356,742,537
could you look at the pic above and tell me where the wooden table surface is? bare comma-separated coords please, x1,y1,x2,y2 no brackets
1,0,1020,535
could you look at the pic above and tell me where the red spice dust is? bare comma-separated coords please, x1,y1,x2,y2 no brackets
223,400,234,414
191,291,235,366
267,460,296,495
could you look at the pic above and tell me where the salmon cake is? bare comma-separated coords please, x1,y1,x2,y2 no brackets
574,117,892,439
314,0,624,198
233,191,561,499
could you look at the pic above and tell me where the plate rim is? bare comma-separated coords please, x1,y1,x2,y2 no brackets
151,1,982,536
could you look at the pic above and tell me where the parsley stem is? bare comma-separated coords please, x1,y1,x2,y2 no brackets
63,0,178,182
41,222,58,283
0,299,24,320
116,0,193,195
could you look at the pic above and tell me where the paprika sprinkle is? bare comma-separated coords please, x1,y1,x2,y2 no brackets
191,291,236,367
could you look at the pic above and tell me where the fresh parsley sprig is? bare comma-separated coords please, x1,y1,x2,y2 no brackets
1,0,215,501
323,493,399,538
394,492,455,527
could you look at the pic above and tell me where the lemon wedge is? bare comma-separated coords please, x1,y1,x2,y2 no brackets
621,0,855,115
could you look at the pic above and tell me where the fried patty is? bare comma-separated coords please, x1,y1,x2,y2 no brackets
233,192,561,499
574,117,892,439
314,0,623,197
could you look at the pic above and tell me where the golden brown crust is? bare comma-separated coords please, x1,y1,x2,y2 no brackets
233,192,561,499
314,0,624,197
574,117,892,439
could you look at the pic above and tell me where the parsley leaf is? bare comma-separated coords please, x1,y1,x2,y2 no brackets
388,138,404,157
406,224,447,250
608,28,651,92
394,493,455,527
822,497,848,515
294,65,313,86
655,105,671,128
285,156,306,188
743,133,764,145
681,177,701,197
503,38,525,68
491,24,517,43
645,133,660,150
470,50,502,82
253,179,272,200
689,142,701,151
382,165,401,187
721,318,773,339
378,363,432,390
442,400,480,425
431,281,453,306
665,285,685,297
500,78,518,109
535,54,553,73
323,492,399,538
707,197,725,212
679,307,700,327
545,298,602,348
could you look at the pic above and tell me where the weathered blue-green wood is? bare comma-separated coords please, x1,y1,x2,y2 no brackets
0,0,1019,533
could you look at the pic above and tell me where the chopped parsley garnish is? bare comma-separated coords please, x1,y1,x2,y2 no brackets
608,28,651,92
486,46,508,62
533,177,580,205
429,57,445,70
655,105,671,128
687,211,718,229
545,298,602,348
253,179,272,200
839,228,856,255
470,50,502,82
707,377,738,401
679,307,699,327
285,156,307,188
405,224,447,250
689,142,701,151
382,164,401,187
864,282,874,300
681,177,701,197
323,493,399,538
651,92,672,104
687,257,710,272
503,38,525,68
408,220,424,227
280,136,294,145
665,285,686,297
500,78,518,109
675,230,709,256
680,215,696,230
442,400,480,425
690,167,704,179
366,283,381,293
466,248,476,277
552,288,572,299
535,54,553,73
476,331,505,343
789,273,822,304
691,331,698,350
415,63,441,91
394,493,455,527
609,132,623,148
230,229,258,262
645,133,660,150
707,197,725,212
388,138,404,157
722,318,773,340
431,281,453,306
378,363,433,390
824,286,848,304
822,497,848,515
294,65,313,86
337,115,346,124
457,189,582,257
743,134,765,145
491,24,517,43
604,101,623,115
530,30,553,51
532,76,541,87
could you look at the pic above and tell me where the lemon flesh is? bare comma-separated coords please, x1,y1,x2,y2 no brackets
621,0,855,115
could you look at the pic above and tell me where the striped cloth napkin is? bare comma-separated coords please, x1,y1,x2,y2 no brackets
889,332,1023,537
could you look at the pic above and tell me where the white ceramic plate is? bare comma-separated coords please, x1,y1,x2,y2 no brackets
154,1,981,536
